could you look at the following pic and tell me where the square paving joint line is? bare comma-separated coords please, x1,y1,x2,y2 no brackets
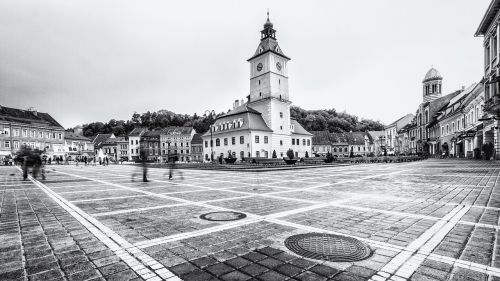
23,171,178,281
368,205,493,281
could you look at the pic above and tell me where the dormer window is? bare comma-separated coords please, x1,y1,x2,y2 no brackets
275,46,280,52
259,47,263,53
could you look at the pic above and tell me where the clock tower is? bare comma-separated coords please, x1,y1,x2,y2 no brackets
247,12,292,138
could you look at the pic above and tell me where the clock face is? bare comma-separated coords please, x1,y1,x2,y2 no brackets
257,63,263,72
276,62,282,71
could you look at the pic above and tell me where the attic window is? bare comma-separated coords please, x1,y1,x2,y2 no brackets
259,47,263,53
275,46,280,52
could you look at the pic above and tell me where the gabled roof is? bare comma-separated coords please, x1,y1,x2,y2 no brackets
475,0,500,36
386,113,414,129
291,119,312,136
191,133,203,144
0,105,64,129
367,131,385,142
92,134,114,146
160,126,193,135
128,127,147,137
104,137,127,145
202,104,272,137
142,130,161,137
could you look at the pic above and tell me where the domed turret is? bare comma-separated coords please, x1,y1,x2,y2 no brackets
423,68,443,83
422,67,443,102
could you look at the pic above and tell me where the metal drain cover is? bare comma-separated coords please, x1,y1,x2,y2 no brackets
284,233,372,262
200,211,246,221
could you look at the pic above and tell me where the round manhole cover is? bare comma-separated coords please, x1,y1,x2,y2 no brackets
284,233,372,262
200,211,247,221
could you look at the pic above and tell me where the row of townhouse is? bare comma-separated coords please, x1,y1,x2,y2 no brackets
386,79,487,158
382,0,500,159
97,127,203,162
0,105,66,162
311,131,386,157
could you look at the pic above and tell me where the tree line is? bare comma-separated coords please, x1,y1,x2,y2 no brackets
79,106,385,137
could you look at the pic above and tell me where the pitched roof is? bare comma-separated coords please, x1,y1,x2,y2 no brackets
248,37,289,61
0,105,64,129
92,134,113,146
128,127,147,137
191,133,203,144
104,137,127,145
386,113,414,129
367,131,385,142
291,119,312,136
160,126,193,135
475,0,500,36
202,104,272,137
142,130,161,137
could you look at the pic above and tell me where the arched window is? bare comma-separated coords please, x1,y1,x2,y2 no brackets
333,147,337,152
215,138,220,146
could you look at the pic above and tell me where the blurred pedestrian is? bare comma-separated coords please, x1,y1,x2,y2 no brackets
132,149,149,182
166,155,183,180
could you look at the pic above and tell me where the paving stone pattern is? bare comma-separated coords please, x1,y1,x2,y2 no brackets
2,159,500,280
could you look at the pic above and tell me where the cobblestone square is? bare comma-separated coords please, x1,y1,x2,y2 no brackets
1,159,500,280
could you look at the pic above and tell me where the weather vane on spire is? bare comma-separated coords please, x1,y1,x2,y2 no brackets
267,8,269,20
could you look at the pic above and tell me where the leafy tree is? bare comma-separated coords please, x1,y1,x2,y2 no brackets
80,106,383,139
287,149,294,160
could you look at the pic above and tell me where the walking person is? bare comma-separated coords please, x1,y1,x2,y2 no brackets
167,155,183,180
132,149,149,182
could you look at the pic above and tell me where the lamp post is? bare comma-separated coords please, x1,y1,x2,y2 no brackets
204,110,216,162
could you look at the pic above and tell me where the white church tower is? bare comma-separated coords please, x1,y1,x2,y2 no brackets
247,12,292,149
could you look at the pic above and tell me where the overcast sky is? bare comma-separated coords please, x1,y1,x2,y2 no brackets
0,0,492,128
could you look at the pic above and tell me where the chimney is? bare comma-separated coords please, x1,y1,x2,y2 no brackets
461,86,465,91
233,99,240,109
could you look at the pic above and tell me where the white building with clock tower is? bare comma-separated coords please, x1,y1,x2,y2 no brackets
202,14,312,161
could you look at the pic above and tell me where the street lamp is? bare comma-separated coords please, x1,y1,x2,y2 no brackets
204,110,216,162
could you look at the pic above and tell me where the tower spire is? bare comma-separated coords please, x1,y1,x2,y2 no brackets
261,9,276,40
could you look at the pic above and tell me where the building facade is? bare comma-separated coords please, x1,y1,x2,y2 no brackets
140,131,161,161
63,131,94,161
202,14,312,161
190,133,203,162
160,127,196,162
0,105,65,161
476,0,500,159
384,113,414,154
128,128,147,161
